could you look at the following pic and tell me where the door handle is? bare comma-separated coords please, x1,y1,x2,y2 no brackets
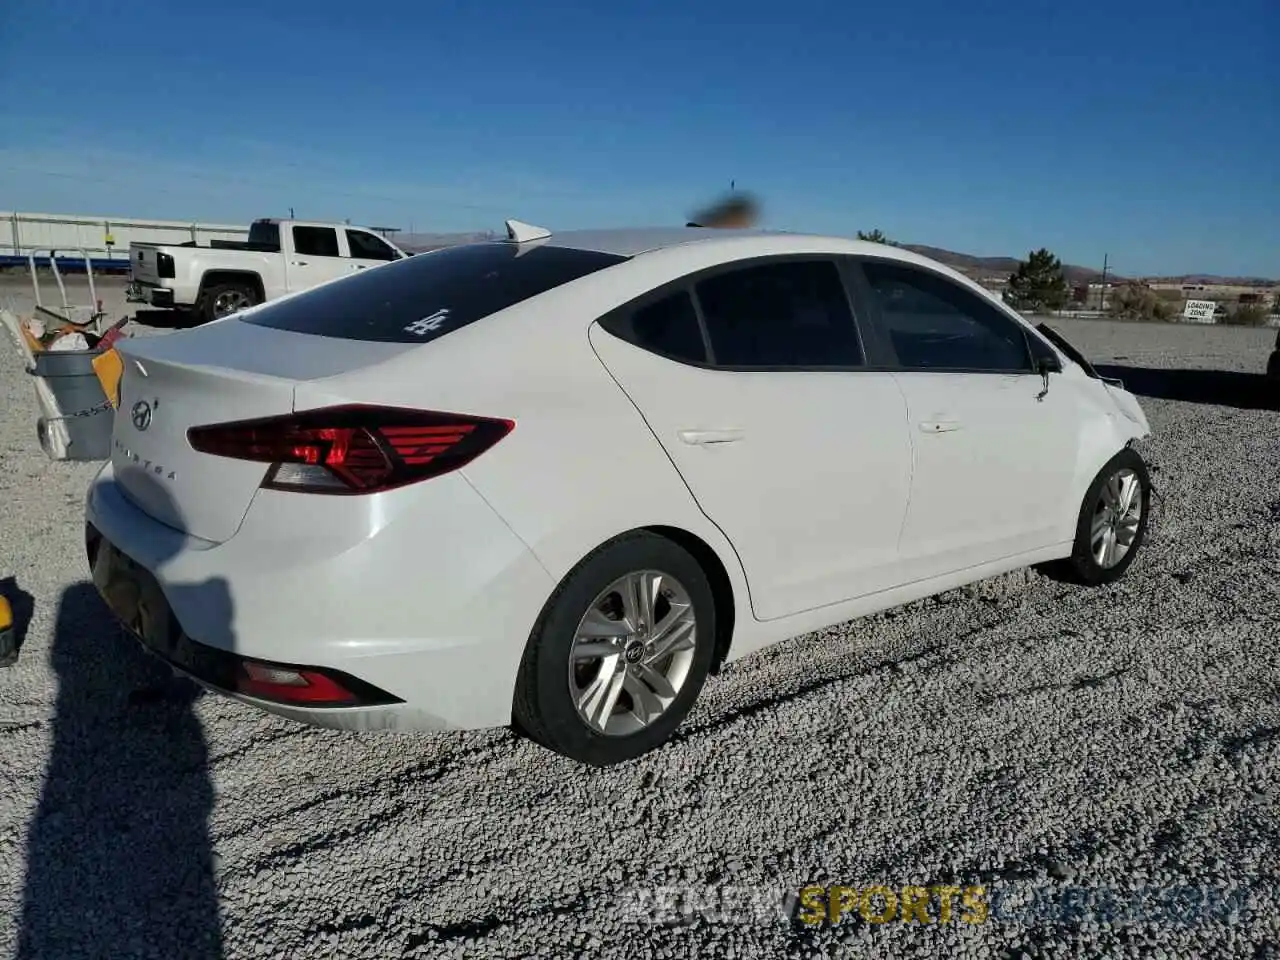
354,264,367,270
678,428,744,446
918,419,963,434
294,260,309,266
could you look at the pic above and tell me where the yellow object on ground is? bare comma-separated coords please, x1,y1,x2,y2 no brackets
20,326,44,355
92,347,124,408
0,594,15,665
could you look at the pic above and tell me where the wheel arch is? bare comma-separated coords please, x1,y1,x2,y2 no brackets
643,524,737,675
198,270,266,304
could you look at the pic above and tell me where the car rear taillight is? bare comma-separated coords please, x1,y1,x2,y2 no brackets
187,404,514,494
156,251,176,279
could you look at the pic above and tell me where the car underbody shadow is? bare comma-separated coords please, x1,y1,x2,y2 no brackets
131,308,203,330
1094,364,1280,412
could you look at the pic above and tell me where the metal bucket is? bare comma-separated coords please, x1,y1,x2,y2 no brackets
31,348,115,461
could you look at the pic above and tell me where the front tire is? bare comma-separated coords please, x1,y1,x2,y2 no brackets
1040,447,1151,586
512,532,717,766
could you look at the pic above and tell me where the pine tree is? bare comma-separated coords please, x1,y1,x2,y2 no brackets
856,228,896,245
1004,249,1069,312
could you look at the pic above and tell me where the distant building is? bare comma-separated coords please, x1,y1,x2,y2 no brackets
1146,280,1278,309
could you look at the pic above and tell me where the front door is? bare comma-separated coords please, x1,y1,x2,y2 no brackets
854,257,1080,580
344,228,403,274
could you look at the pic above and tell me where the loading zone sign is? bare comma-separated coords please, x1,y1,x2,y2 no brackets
1182,299,1217,324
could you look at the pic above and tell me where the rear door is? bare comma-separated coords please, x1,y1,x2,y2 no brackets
589,256,913,622
287,225,350,291
851,257,1081,580
345,228,404,275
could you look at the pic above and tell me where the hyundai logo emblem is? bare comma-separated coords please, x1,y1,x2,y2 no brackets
131,400,153,431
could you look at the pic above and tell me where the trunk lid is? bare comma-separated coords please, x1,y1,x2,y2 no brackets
113,320,412,543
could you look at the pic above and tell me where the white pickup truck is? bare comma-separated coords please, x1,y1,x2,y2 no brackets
127,218,410,323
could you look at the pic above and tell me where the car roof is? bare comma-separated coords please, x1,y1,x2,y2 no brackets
540,226,938,267
542,226,776,257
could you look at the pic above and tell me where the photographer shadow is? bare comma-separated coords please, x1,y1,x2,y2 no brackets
18,475,229,959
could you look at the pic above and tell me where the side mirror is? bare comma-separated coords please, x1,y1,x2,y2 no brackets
1035,353,1062,374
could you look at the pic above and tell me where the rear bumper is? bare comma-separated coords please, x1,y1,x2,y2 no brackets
84,462,557,730
126,280,175,309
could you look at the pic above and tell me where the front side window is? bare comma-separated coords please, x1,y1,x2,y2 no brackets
694,259,863,367
859,261,1032,372
346,230,401,261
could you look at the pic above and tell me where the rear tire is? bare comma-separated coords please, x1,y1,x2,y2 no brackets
200,282,258,324
1039,447,1151,586
512,531,717,766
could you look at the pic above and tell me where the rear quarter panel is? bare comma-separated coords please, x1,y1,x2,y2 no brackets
290,283,755,631
179,250,283,306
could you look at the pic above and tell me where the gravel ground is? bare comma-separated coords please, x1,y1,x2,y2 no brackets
1,276,1278,959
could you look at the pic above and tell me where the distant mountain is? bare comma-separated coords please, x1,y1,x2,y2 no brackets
391,230,1273,286
900,244,1118,286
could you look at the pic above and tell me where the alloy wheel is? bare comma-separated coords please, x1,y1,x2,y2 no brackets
213,289,253,317
1092,467,1143,569
568,570,698,737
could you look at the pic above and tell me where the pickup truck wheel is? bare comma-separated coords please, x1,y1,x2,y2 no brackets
200,283,258,323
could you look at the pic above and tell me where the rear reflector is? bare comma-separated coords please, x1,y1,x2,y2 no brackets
236,660,366,705
187,404,514,494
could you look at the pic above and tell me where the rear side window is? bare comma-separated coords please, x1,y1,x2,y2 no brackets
695,259,863,367
599,291,707,364
241,242,628,343
293,226,340,258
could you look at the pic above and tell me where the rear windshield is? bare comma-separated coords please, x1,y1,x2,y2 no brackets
247,220,282,249
240,242,628,343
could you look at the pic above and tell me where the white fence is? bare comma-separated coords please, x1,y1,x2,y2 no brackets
1,211,249,268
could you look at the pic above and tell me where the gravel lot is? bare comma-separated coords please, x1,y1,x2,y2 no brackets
2,275,1278,959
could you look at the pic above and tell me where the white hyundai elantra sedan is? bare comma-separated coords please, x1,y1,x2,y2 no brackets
86,221,1153,765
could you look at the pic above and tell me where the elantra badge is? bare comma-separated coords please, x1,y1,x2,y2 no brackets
114,439,176,481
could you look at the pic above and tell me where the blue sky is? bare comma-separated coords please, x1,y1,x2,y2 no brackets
1,0,1277,277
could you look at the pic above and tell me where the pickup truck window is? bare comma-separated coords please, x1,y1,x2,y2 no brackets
346,230,400,261
240,242,628,343
292,226,340,258
248,220,282,250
